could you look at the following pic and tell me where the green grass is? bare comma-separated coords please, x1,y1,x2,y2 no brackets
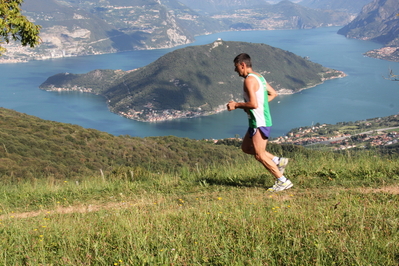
1,150,399,265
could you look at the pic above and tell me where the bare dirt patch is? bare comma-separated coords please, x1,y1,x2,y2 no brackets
356,185,399,195
0,201,143,220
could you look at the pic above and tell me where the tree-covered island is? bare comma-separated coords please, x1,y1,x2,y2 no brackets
39,40,345,122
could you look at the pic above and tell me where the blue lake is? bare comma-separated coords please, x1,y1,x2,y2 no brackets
1,27,398,139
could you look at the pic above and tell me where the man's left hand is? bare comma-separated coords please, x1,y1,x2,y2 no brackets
227,101,236,111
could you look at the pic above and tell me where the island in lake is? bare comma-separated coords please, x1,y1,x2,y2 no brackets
40,40,345,122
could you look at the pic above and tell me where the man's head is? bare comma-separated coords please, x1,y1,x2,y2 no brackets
233,53,252,67
234,53,252,77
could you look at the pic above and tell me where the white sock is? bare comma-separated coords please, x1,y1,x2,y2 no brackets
278,176,287,182
272,156,280,165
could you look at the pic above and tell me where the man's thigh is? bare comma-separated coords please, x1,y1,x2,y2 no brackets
252,129,268,153
241,131,255,154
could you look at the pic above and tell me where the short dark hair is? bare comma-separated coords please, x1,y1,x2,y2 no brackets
234,53,252,68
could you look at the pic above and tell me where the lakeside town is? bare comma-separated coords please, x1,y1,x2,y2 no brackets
118,103,229,122
270,115,399,150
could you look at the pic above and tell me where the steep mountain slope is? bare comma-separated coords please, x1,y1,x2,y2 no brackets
337,0,399,62
39,41,345,122
2,0,218,62
21,0,123,57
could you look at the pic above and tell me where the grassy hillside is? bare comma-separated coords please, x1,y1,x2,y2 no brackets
40,41,344,121
0,108,398,265
0,108,248,180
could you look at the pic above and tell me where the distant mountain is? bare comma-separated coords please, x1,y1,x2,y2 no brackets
225,0,352,30
39,41,345,122
298,0,373,14
177,0,267,14
212,0,352,30
1,0,351,63
337,0,399,62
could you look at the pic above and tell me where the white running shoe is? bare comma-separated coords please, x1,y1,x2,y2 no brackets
267,179,293,192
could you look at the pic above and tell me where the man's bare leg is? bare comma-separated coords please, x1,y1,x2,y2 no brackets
241,130,288,170
241,130,293,191
242,130,282,178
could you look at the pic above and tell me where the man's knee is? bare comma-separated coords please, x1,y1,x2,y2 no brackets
254,152,264,162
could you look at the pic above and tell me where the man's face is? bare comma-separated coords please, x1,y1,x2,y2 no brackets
234,62,245,77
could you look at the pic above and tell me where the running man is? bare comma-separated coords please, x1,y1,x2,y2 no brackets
227,53,292,192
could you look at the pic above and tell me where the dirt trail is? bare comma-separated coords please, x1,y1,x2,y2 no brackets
0,201,139,220
1,186,399,220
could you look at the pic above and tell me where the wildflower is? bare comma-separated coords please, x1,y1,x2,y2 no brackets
217,197,222,200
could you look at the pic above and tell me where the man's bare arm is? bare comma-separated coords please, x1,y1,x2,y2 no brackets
227,76,258,111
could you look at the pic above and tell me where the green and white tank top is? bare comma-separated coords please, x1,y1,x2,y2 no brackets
244,73,272,128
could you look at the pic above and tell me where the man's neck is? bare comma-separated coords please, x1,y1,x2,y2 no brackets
243,68,254,78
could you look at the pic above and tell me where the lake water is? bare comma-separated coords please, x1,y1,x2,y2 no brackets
1,27,399,139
